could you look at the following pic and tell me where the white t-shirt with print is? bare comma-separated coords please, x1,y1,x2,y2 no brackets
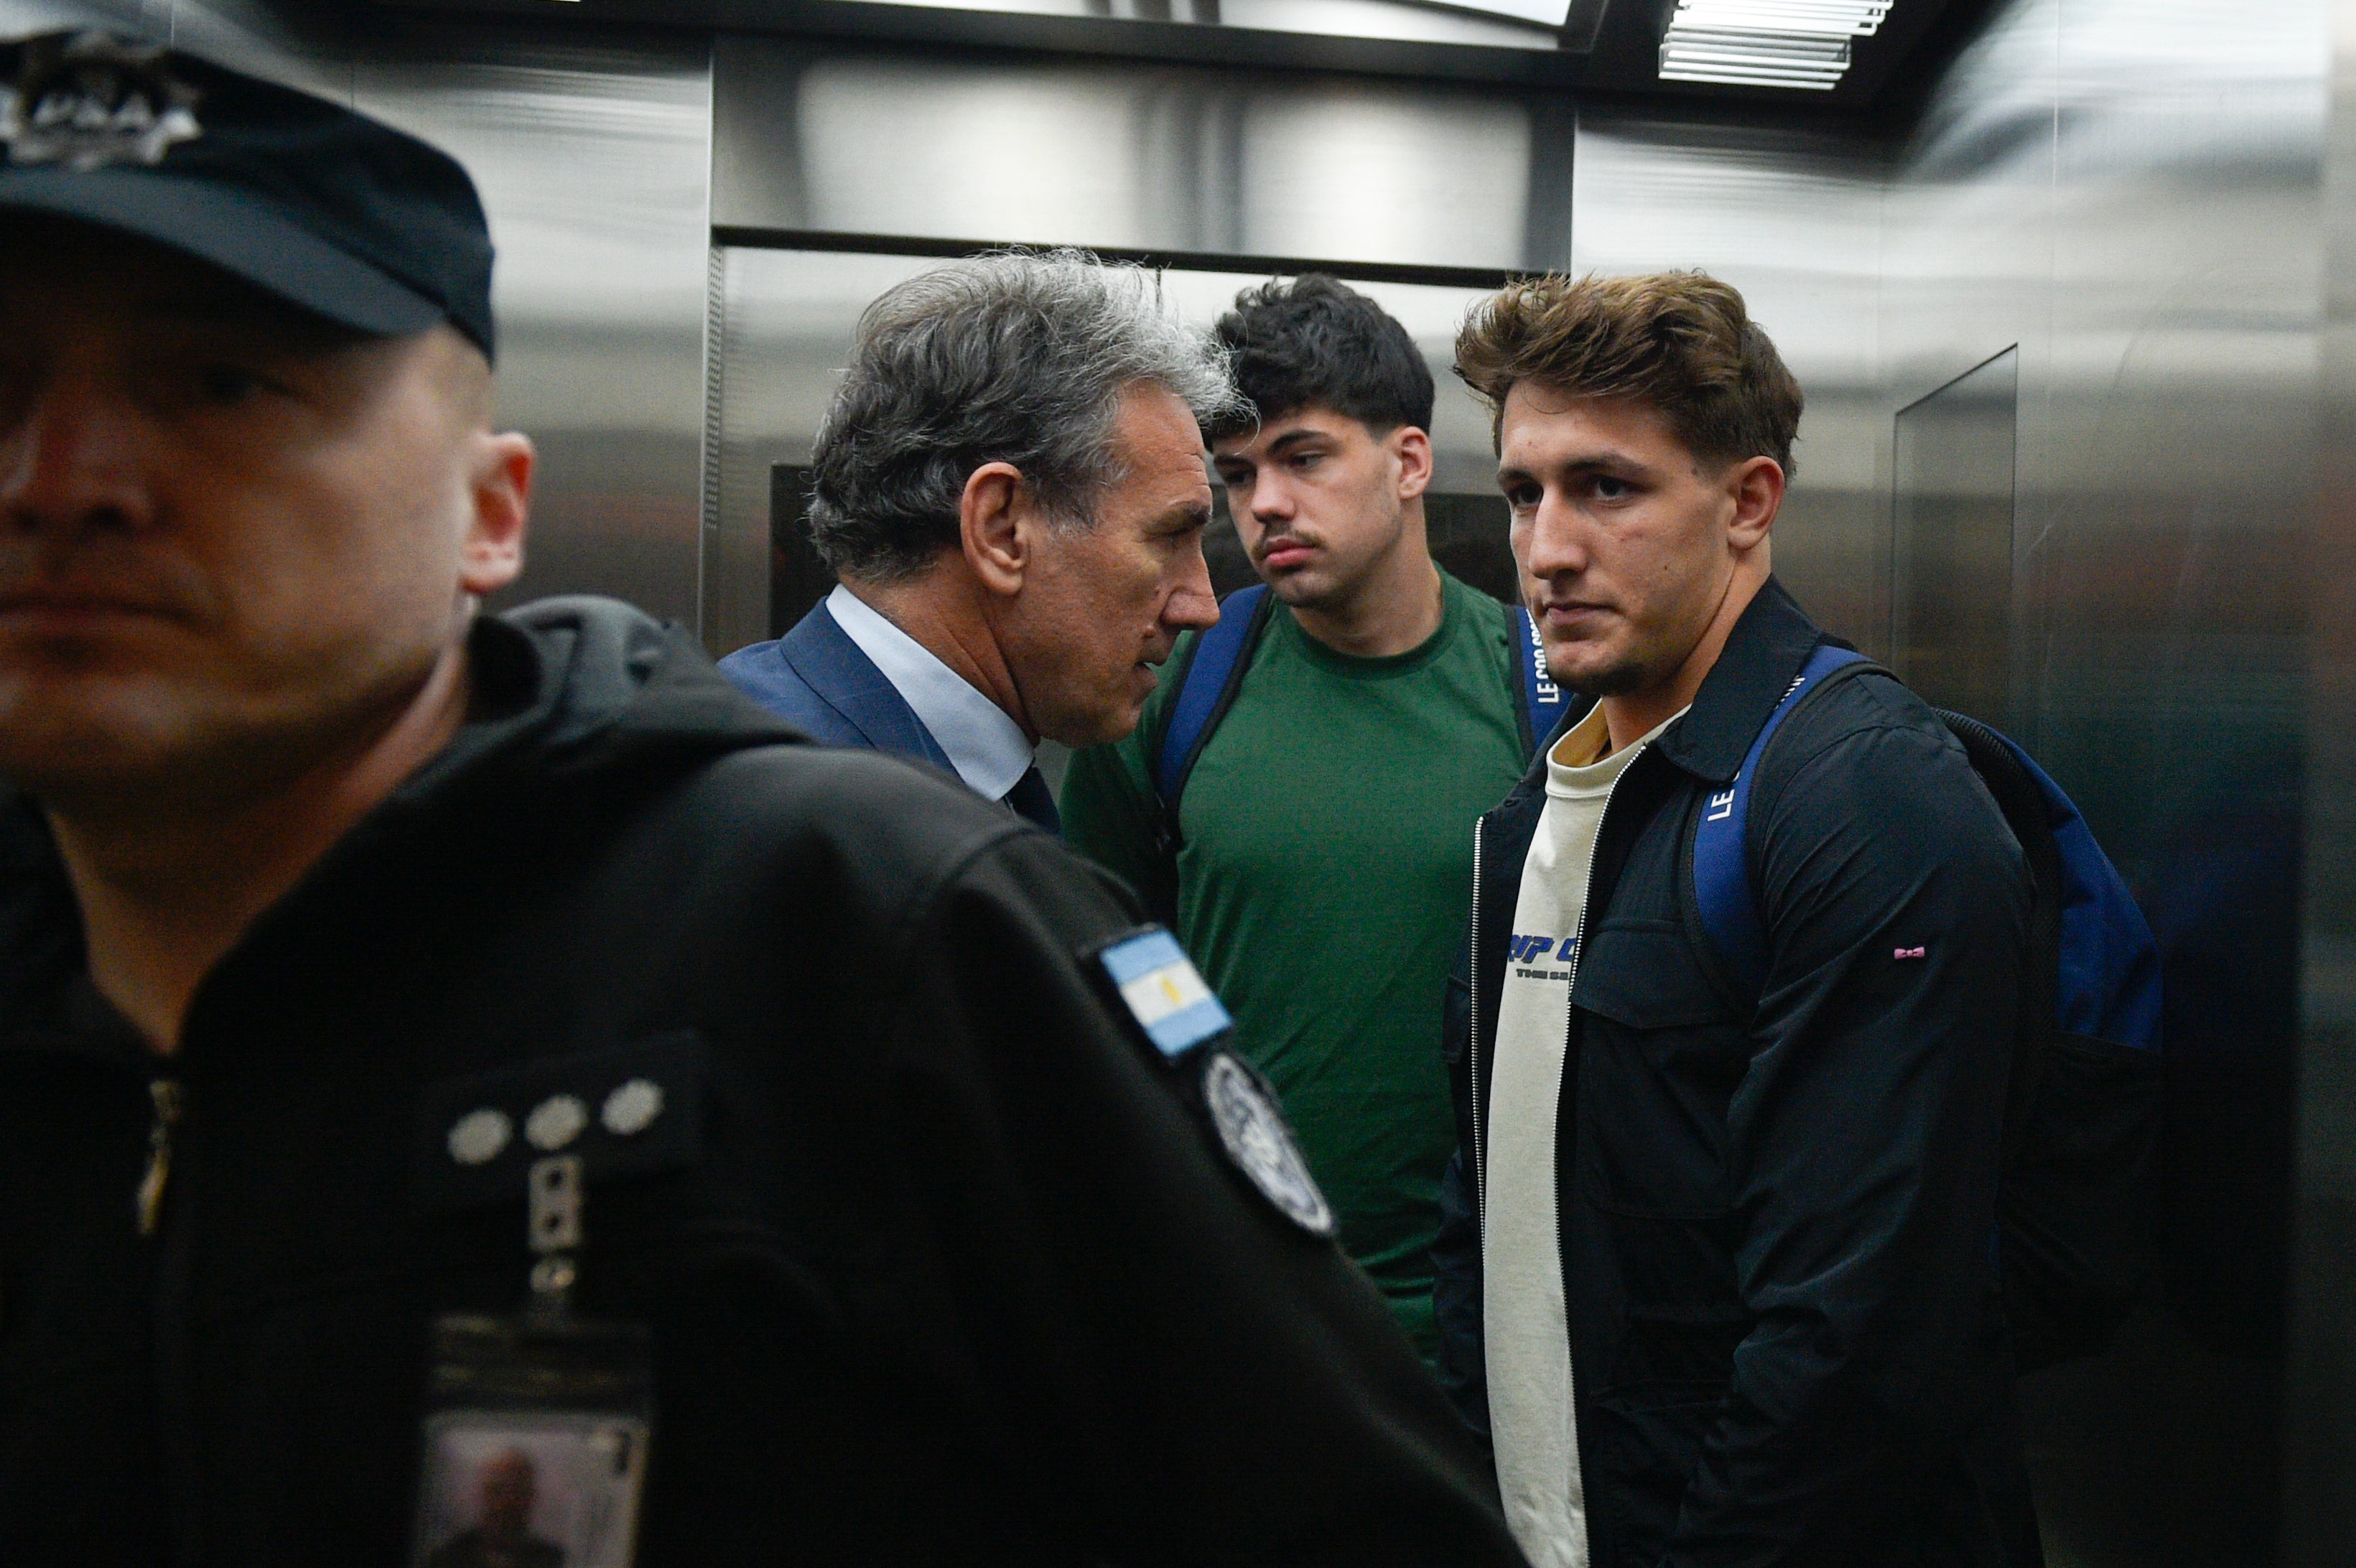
1484,701,1686,1568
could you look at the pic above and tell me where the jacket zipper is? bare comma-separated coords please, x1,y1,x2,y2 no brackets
1472,742,1642,1229
1551,747,1643,1342
136,1070,202,1564
137,1077,183,1237
1468,816,1489,1226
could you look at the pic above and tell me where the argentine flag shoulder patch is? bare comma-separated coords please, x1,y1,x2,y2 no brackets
1095,928,1231,1059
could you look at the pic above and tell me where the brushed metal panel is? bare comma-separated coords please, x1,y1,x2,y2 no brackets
807,0,1566,49
0,0,169,37
714,34,1571,274
1234,85,1530,264
2295,0,2356,1555
1886,0,2321,1562
162,0,353,98
709,246,939,658
1216,0,1558,47
1891,345,2016,727
350,30,714,627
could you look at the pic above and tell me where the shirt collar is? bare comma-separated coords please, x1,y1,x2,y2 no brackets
825,585,1035,799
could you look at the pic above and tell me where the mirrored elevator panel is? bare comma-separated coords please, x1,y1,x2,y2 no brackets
1890,346,2019,729
712,37,1575,279
709,244,1516,657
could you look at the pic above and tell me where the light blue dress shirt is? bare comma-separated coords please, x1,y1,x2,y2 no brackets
824,584,1036,801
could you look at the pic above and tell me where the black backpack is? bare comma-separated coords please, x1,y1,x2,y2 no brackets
1690,642,2165,1371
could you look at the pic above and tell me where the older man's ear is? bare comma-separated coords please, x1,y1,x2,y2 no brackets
958,461,1033,599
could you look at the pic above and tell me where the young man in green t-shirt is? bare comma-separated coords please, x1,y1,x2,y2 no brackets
1061,276,1532,1358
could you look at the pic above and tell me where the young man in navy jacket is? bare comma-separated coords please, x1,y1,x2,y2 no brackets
1439,271,2040,1568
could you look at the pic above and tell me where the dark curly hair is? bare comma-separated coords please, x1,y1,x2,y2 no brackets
1203,274,1434,444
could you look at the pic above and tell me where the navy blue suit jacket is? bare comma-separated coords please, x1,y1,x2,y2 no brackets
716,601,956,771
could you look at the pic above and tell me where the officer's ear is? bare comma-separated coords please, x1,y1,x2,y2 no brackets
959,462,1031,598
460,430,533,598
437,329,529,599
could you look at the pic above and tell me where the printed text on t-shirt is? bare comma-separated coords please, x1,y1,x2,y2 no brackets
1509,933,1578,979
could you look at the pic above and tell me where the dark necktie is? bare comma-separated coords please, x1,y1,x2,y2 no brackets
1002,763,1061,834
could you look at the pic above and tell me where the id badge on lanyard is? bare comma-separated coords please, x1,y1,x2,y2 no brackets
410,1036,703,1568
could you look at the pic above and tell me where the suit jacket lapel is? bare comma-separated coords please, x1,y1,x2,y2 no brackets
778,602,958,772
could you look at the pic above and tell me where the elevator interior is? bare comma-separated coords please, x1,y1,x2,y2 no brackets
3,0,2348,1561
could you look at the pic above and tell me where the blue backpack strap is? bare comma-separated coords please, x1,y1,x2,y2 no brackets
1690,642,1869,999
1155,583,1270,806
1514,606,1570,756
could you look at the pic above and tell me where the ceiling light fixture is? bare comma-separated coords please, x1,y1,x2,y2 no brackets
1658,0,1890,88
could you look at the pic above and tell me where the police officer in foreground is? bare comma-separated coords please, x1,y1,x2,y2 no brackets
0,32,1524,1566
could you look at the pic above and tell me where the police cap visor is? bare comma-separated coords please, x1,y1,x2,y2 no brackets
0,31,495,358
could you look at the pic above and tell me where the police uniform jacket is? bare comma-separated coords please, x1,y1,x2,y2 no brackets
1435,579,2044,1568
0,597,1524,1567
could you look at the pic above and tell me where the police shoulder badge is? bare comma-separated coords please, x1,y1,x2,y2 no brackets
1201,1053,1335,1238
2,32,202,172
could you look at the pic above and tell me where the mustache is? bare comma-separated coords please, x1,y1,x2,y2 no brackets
1251,531,1318,561
0,539,213,622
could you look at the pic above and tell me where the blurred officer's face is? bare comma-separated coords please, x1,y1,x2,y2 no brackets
1498,383,1778,699
1212,406,1430,614
1001,383,1218,747
0,217,531,820
478,1450,536,1540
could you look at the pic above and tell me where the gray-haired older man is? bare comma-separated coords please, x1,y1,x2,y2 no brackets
720,251,1229,830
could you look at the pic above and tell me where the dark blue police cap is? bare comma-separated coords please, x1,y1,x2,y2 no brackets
0,29,497,360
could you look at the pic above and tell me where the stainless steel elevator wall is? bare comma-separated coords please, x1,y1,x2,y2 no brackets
713,34,1575,274
354,32,712,629
2294,3,2355,1562
1891,6,2316,1564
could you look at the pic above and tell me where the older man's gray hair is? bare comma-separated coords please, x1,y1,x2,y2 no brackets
807,250,1242,582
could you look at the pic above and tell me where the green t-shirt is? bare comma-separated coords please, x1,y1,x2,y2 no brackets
1060,571,1530,1356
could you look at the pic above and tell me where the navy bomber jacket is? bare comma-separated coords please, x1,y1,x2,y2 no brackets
1435,578,2046,1568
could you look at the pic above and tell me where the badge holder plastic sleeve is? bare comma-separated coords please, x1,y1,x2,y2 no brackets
411,1154,656,1567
